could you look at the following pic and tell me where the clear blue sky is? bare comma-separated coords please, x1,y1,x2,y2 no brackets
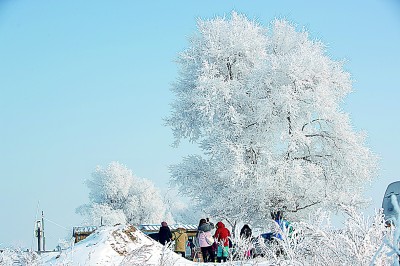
1,0,399,249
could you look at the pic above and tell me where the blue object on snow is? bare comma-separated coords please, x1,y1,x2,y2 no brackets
260,232,274,241
382,181,400,226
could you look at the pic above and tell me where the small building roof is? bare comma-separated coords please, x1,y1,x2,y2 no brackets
72,226,97,236
138,224,197,232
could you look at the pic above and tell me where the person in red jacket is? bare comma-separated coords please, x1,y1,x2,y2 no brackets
214,221,231,262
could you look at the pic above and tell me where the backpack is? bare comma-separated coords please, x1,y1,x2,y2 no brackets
198,230,214,246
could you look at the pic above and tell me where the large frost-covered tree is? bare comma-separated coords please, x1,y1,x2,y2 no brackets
77,162,172,225
166,13,377,225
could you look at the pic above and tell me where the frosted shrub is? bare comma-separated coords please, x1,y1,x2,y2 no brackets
372,194,400,266
229,234,258,262
0,249,16,266
222,208,392,265
0,248,39,266
260,208,391,265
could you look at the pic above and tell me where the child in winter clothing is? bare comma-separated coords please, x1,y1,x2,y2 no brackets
240,224,253,258
214,221,231,263
240,224,252,239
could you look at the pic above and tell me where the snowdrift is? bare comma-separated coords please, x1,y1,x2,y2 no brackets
40,224,193,266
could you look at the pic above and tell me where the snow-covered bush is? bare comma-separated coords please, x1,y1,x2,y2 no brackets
77,161,172,226
373,194,400,266
293,208,389,265
244,208,392,266
0,248,39,266
0,249,15,266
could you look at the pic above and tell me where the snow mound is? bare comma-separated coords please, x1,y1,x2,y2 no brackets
40,224,193,266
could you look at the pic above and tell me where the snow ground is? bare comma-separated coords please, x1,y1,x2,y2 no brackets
39,224,272,266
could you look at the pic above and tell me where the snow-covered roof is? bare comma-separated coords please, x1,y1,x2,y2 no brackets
138,224,197,232
72,226,98,235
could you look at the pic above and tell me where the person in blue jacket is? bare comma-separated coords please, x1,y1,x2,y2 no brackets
271,211,294,256
272,211,293,240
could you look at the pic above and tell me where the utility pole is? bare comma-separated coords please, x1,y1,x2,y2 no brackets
42,211,45,252
35,220,42,253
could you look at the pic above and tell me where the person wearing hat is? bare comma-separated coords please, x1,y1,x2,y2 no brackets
158,221,172,245
172,226,189,257
214,221,231,263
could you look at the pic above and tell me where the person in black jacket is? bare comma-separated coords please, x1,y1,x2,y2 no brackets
158,221,172,245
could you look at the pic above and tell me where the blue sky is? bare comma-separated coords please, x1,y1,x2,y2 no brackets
0,0,399,249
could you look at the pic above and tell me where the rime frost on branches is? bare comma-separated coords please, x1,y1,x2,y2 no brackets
166,12,377,225
263,208,391,265
77,162,171,225
295,208,389,265
372,194,400,266
0,248,39,266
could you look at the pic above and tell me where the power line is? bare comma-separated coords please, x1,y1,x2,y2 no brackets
43,217,69,231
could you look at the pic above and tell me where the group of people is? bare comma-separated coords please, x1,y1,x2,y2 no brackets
157,221,188,258
156,211,292,262
156,218,232,262
156,218,247,263
196,218,231,262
